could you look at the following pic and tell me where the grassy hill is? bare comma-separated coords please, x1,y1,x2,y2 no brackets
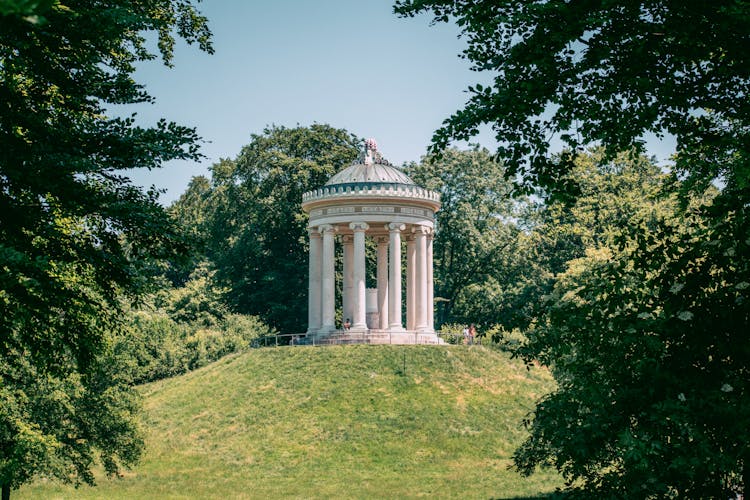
19,345,562,499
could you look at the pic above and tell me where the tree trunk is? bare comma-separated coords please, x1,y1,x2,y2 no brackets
2,483,10,500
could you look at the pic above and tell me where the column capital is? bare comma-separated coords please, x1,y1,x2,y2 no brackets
318,224,337,234
387,222,406,233
341,234,353,243
376,235,389,245
308,227,322,238
412,225,432,235
349,222,370,232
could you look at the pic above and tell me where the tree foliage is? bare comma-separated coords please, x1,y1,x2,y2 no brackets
0,0,212,495
116,266,275,385
516,185,749,497
508,149,669,329
167,175,213,285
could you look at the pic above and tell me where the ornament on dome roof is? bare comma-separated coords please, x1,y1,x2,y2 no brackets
361,137,391,167
364,138,377,166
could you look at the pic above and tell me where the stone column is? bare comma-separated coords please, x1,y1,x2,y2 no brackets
406,234,416,330
342,235,353,325
376,236,389,329
350,222,369,330
415,225,429,331
387,223,405,330
319,224,336,333
307,227,322,333
427,229,435,331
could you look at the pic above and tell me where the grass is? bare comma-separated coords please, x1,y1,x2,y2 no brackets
18,345,562,499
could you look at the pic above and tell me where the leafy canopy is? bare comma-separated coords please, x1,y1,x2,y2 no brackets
503,149,669,333
516,177,749,497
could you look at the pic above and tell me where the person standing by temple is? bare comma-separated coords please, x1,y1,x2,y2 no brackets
468,324,477,345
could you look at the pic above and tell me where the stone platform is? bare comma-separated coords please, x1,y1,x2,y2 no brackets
304,329,445,346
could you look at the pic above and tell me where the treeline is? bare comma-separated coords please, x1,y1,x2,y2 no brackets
164,123,670,343
166,124,361,333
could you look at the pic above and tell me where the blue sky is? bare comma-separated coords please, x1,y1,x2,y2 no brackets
120,1,675,204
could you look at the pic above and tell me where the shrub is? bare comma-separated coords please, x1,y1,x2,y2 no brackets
116,309,274,384
438,323,466,345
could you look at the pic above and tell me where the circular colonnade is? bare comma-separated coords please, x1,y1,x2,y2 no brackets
301,139,441,344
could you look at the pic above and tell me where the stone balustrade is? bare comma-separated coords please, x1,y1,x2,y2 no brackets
302,182,441,204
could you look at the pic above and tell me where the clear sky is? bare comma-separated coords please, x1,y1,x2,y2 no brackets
120,0,675,205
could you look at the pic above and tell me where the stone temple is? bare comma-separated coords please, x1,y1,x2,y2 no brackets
301,139,442,344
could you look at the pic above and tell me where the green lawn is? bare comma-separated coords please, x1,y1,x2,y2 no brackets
18,345,562,499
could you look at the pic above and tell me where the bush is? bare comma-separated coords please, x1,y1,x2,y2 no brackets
116,309,275,384
221,313,275,348
438,323,466,345
483,325,528,350
115,311,191,384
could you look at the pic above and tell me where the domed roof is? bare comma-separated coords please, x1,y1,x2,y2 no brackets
325,138,415,186
325,161,414,186
301,138,441,213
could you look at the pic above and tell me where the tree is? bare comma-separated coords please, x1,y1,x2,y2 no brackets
205,125,360,333
406,147,521,328
395,0,750,495
508,149,669,330
167,175,214,285
1,1,212,496
515,185,749,497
